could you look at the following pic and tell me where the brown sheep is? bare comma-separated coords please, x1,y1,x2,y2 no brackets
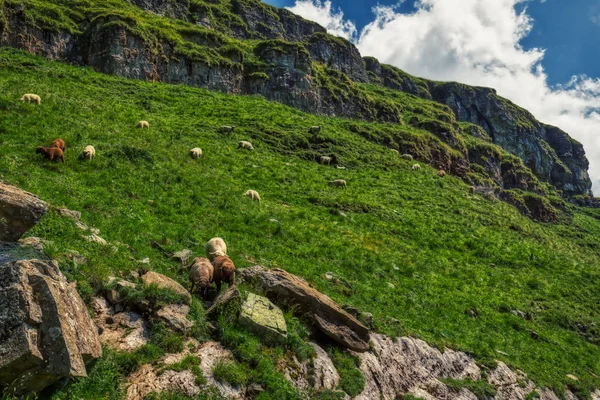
50,138,66,151
438,170,446,177
36,146,64,163
189,257,214,299
212,255,236,292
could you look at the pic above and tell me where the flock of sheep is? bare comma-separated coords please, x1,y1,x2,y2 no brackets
189,237,236,299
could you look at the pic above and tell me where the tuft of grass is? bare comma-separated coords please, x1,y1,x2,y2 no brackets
212,360,250,387
441,378,497,400
328,348,365,397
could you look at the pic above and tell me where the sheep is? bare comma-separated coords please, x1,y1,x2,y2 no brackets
20,94,41,104
390,149,400,155
238,141,254,150
402,154,413,161
50,138,65,151
189,257,214,299
309,126,322,134
320,156,332,165
205,237,227,262
36,146,64,163
438,170,446,177
137,120,149,129
190,147,203,159
329,179,347,189
81,145,96,161
412,164,421,171
212,255,236,292
219,125,235,133
243,189,261,203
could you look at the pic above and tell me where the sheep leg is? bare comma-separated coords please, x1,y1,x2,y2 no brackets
216,281,222,293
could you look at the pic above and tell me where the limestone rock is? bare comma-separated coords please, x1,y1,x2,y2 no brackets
311,342,340,392
239,293,287,344
106,277,136,305
487,361,535,399
0,259,101,396
154,304,193,334
0,182,48,242
95,303,150,352
57,207,81,221
172,249,192,266
141,271,192,305
84,233,108,246
239,266,370,352
127,364,200,400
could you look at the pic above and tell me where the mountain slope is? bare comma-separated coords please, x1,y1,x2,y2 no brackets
1,49,600,397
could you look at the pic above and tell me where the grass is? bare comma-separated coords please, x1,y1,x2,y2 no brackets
327,348,365,397
441,378,497,400
212,360,250,387
0,48,599,397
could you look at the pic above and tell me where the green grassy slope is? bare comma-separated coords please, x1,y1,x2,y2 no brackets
1,49,600,397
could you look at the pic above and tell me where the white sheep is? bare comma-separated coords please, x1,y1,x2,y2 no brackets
402,154,413,161
309,126,322,134
20,94,41,104
238,141,254,150
219,125,235,133
320,156,332,165
137,120,149,129
243,189,261,203
190,147,203,159
81,145,96,160
412,164,421,170
329,179,347,189
205,237,227,262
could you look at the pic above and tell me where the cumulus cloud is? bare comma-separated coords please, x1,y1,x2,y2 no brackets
285,0,357,40
286,0,600,193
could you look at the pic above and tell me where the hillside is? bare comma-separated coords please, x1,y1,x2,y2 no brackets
1,47,600,398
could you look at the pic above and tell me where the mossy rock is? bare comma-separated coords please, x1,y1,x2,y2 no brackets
239,292,287,344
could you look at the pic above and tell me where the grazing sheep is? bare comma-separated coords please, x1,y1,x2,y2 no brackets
219,125,235,133
20,94,41,104
189,257,214,299
438,170,446,177
412,164,421,171
81,145,96,160
205,237,227,262
309,126,322,134
137,120,149,129
36,146,64,163
190,147,203,159
238,141,254,150
329,179,347,189
320,156,332,165
243,189,261,203
390,149,400,155
50,138,65,151
402,154,413,161
212,255,236,291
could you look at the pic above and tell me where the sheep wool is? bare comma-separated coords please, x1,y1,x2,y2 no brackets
36,146,64,163
190,148,203,159
412,164,421,171
20,94,41,104
329,179,347,189
82,145,96,160
238,141,254,150
51,138,66,151
137,120,149,129
189,257,214,298
205,237,227,262
212,255,236,291
243,190,261,202
320,156,332,165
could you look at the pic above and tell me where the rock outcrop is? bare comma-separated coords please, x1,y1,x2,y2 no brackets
239,266,370,352
239,293,287,344
0,182,49,242
0,259,102,396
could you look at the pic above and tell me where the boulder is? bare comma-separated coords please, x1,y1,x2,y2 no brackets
57,207,81,221
0,182,48,242
207,285,241,318
239,267,370,352
0,259,102,396
106,277,136,305
311,342,340,392
83,233,108,246
154,304,194,334
141,271,192,305
239,293,287,344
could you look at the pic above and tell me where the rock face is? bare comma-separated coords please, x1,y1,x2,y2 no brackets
239,293,287,344
0,183,49,242
154,304,194,334
0,259,102,396
239,266,370,352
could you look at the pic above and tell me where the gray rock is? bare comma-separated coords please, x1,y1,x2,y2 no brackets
57,208,81,221
154,304,193,334
83,233,108,246
172,249,192,266
0,259,102,396
239,293,287,344
0,183,48,242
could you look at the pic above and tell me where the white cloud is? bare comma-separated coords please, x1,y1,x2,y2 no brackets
285,0,600,194
285,0,357,40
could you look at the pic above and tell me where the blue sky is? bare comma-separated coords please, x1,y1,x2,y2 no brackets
266,0,600,86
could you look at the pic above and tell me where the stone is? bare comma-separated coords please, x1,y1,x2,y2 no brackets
141,271,192,305
154,304,193,334
239,267,370,352
487,361,535,399
106,277,136,305
360,312,374,329
18,236,51,252
57,208,81,221
207,285,241,318
172,249,192,266
139,257,151,264
311,342,340,391
0,182,48,242
75,221,89,231
126,364,200,400
0,259,102,396
94,303,150,352
239,293,287,344
83,233,108,246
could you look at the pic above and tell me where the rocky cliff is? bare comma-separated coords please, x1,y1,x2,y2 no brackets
0,0,592,196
